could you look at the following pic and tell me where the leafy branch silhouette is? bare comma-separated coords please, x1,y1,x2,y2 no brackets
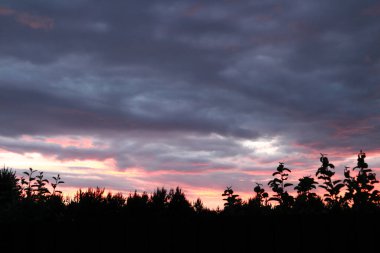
222,186,242,212
268,162,294,208
316,154,344,209
344,150,380,209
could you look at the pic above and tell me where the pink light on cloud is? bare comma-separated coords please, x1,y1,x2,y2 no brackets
0,5,54,30
16,13,54,30
0,6,14,16
159,162,210,169
148,166,234,176
362,3,380,16
20,135,106,149
44,136,96,149
334,125,374,139
241,170,272,176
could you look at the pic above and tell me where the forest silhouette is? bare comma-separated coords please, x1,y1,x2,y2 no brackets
1,150,380,252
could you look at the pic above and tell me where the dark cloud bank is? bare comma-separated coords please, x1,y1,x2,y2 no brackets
1,0,380,193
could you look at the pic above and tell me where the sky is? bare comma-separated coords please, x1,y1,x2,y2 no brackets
1,0,380,208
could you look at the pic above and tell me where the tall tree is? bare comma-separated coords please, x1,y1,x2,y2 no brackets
150,187,169,211
168,187,192,214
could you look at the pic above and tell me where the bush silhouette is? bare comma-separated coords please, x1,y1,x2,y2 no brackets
20,168,38,200
69,187,108,219
222,186,242,211
294,176,324,212
268,162,294,208
316,154,344,209
33,171,50,203
344,150,380,209
73,187,105,206
248,183,268,208
51,174,64,195
295,176,318,194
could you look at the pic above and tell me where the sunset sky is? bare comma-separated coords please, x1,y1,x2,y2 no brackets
1,1,380,208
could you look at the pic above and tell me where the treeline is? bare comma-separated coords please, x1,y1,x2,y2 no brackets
1,150,380,223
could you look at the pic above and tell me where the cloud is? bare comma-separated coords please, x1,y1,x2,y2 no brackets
0,6,14,16
15,12,54,30
361,3,380,16
0,136,112,162
0,5,54,30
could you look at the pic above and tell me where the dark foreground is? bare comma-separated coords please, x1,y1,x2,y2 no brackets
1,212,378,253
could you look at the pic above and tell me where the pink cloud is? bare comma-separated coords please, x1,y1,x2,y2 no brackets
45,136,97,149
183,3,203,17
362,3,380,16
0,5,54,30
16,12,54,30
333,125,374,139
0,6,14,16
20,135,99,149
147,163,234,175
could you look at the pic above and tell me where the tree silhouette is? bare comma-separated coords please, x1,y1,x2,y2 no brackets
193,198,204,213
248,183,268,208
316,154,344,208
344,150,380,209
150,187,169,211
294,176,323,212
168,187,193,214
105,192,126,210
222,186,241,211
0,167,21,207
295,176,318,194
268,162,294,208
70,187,106,218
127,190,149,214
